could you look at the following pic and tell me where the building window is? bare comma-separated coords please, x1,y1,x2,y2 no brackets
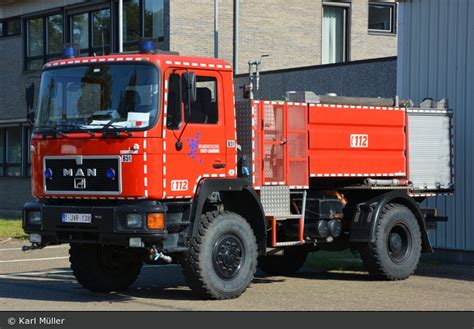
123,0,165,51
144,0,164,41
0,17,21,37
70,8,111,56
322,5,348,64
71,13,89,51
48,15,63,54
92,9,111,50
368,2,396,33
124,0,140,50
0,127,22,177
25,14,64,70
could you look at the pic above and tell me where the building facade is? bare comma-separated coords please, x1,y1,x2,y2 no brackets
397,0,474,254
0,0,397,216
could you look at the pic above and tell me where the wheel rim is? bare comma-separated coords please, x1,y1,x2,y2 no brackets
212,234,245,280
387,222,412,264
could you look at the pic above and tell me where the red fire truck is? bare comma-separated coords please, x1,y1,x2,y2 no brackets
23,43,453,299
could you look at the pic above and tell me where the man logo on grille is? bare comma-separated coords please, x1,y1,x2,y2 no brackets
74,178,86,189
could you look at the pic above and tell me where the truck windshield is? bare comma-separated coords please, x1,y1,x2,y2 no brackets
35,63,159,132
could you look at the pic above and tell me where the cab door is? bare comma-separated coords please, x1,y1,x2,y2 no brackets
162,68,227,199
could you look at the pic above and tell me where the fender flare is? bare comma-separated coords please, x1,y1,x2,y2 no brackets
189,178,267,254
349,191,433,253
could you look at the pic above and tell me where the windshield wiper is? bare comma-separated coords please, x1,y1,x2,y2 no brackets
35,124,97,137
57,124,96,136
99,118,132,137
100,118,122,130
34,126,67,138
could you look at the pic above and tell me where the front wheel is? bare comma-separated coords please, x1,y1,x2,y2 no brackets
69,244,143,292
358,203,422,280
181,211,258,300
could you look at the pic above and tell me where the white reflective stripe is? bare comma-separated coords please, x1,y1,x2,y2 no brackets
0,256,69,264
0,245,68,252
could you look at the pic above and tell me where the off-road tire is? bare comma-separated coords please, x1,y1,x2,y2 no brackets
69,244,143,292
258,247,308,276
181,211,258,300
358,203,422,280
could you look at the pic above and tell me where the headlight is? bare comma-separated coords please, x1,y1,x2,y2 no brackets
27,211,42,225
126,214,143,229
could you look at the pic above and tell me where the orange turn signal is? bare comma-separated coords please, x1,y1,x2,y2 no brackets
147,213,164,230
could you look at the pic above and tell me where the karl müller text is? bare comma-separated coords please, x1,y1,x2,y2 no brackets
16,317,65,325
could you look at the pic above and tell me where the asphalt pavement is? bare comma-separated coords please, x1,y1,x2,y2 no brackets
0,239,473,311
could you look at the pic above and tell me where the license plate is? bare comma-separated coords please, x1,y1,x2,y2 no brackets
61,213,92,224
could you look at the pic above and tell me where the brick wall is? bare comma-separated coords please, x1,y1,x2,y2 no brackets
169,0,397,73
350,0,397,61
169,0,216,58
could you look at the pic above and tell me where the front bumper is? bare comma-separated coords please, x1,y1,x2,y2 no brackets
22,201,169,247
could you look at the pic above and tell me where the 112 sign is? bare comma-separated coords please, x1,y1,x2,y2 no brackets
171,180,189,192
350,134,369,148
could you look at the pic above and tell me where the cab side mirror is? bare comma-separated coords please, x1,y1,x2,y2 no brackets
27,111,35,123
25,82,35,123
182,72,197,104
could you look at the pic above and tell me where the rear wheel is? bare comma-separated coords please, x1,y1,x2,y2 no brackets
358,203,422,280
181,211,258,300
258,247,308,276
69,244,143,292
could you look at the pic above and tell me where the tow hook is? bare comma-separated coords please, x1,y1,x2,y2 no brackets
149,245,172,264
21,243,46,252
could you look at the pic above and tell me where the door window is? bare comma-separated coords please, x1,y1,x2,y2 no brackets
186,76,218,124
166,73,219,129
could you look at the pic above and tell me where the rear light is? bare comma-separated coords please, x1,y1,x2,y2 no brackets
147,213,164,230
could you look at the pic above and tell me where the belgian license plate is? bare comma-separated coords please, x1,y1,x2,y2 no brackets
61,213,92,224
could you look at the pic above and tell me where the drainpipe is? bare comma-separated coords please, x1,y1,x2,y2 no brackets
233,0,239,73
118,0,123,53
214,0,219,58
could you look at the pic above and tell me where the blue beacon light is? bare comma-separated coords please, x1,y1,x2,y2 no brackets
44,168,53,179
63,45,77,59
105,168,116,180
139,39,156,54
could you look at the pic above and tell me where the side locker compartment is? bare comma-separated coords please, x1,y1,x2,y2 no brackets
407,107,454,193
260,101,286,185
286,103,309,188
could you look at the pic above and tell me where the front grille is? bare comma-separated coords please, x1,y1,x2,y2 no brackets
44,156,121,194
